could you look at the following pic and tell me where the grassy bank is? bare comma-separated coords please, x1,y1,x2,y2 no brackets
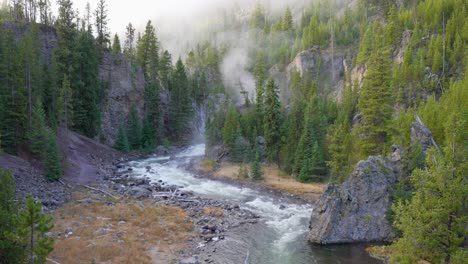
48,191,193,264
197,160,324,201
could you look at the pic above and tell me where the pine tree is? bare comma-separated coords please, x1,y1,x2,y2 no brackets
18,194,54,264
357,21,392,156
123,23,136,62
28,100,48,156
141,115,156,150
144,80,162,147
391,149,466,264
253,51,267,135
263,78,282,167
111,34,121,54
72,28,100,137
137,20,159,80
283,7,293,31
222,101,239,149
158,50,172,88
94,0,110,50
169,58,193,139
114,125,130,152
0,169,26,263
127,105,142,150
250,142,263,181
231,126,246,163
327,111,354,183
43,129,63,181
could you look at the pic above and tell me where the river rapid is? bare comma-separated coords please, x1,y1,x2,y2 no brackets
126,144,382,264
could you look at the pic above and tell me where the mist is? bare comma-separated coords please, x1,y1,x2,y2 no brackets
65,0,313,97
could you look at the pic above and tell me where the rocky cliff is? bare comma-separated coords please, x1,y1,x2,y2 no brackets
308,155,398,244
98,53,146,146
286,46,347,100
309,118,436,244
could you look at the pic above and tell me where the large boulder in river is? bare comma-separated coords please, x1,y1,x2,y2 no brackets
308,156,397,244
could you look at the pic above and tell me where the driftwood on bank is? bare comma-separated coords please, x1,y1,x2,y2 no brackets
82,185,120,200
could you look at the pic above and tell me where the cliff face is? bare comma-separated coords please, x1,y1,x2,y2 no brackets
286,46,347,100
98,53,146,146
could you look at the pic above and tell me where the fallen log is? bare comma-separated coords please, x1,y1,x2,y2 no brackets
82,185,120,200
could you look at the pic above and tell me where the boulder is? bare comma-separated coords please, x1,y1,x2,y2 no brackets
128,186,151,199
179,256,200,264
308,156,397,244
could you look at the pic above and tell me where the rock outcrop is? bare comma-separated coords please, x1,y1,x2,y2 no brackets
309,118,437,244
287,46,347,101
309,156,397,244
99,53,146,146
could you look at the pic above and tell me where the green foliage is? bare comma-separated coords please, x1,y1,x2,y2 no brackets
127,105,142,150
137,20,159,80
29,101,62,181
391,149,467,264
231,127,248,163
250,142,263,181
327,112,354,183
114,126,130,153
169,58,193,139
0,169,26,264
263,78,282,166
356,21,393,156
222,102,239,149
95,0,110,50
111,34,121,54
18,194,55,264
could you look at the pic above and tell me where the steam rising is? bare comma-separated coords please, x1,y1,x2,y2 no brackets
69,0,312,95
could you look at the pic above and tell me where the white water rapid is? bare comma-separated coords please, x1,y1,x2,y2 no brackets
125,144,382,264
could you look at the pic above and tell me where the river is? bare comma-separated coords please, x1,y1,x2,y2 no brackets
126,144,383,264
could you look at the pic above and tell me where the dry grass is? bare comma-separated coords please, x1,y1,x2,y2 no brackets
49,194,193,264
196,159,216,173
213,163,325,200
202,207,224,218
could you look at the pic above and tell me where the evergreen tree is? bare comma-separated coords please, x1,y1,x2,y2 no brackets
263,78,282,167
327,111,354,183
357,21,392,156
250,142,263,181
222,101,239,149
169,58,193,139
0,169,26,264
144,80,162,146
391,149,466,264
72,28,101,137
123,23,136,62
253,51,267,134
283,7,293,31
127,105,142,150
43,129,63,181
114,125,130,152
94,0,110,50
137,20,159,80
158,50,172,88
231,126,247,163
18,194,54,264
111,34,121,54
28,100,48,156
141,115,156,150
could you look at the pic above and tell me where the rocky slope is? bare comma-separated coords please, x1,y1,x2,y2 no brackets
0,128,121,208
308,118,436,244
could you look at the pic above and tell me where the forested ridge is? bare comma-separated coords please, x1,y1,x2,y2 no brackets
0,0,466,263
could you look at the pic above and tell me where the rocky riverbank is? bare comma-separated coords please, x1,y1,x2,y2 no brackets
96,157,261,264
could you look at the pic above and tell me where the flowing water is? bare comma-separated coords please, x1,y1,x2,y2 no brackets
126,144,383,264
